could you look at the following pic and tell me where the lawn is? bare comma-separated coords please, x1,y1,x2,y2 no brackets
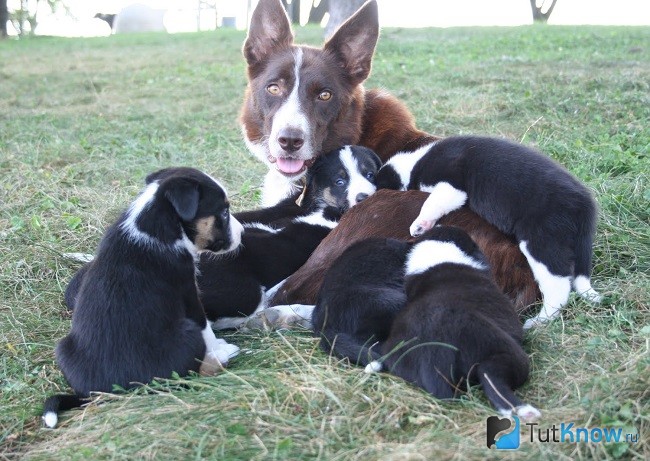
1,24,648,460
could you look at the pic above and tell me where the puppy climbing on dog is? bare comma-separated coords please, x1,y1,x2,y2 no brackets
376,136,601,328
43,167,243,428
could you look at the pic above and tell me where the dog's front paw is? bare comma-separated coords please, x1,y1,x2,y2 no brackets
409,219,434,237
240,304,314,331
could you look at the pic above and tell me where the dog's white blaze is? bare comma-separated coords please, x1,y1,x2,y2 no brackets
410,182,468,237
43,411,58,429
383,141,438,189
519,241,572,329
339,146,377,208
243,222,282,234
269,48,311,161
405,240,487,276
573,275,602,303
293,210,337,229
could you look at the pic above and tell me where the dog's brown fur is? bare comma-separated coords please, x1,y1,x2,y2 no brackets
270,189,540,313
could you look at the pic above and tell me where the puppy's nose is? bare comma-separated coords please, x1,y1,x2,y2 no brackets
277,128,305,152
356,193,369,203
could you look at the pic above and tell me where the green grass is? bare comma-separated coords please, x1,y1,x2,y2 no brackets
1,25,648,460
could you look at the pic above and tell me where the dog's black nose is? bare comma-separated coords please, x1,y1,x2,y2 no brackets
277,128,304,152
356,193,369,203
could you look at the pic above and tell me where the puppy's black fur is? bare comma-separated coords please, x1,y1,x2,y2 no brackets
197,145,382,325
44,167,243,428
312,237,408,366
379,226,538,419
376,135,600,328
314,225,539,418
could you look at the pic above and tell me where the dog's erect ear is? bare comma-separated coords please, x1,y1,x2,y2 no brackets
324,0,379,85
164,179,200,222
243,0,294,68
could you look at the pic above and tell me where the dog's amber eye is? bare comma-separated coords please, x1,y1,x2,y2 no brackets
318,90,332,101
266,84,281,95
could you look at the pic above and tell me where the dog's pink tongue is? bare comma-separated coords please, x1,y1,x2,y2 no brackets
276,157,305,174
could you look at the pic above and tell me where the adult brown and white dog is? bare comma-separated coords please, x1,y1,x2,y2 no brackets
239,0,539,325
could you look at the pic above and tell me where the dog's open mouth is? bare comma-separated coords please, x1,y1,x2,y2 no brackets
268,156,315,176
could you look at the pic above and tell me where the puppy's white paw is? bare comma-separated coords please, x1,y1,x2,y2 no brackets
516,404,542,422
523,315,551,330
409,219,433,237
364,361,383,374
200,341,240,375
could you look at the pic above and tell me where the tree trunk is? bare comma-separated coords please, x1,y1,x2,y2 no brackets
307,0,328,24
529,0,558,23
324,0,365,38
0,0,8,37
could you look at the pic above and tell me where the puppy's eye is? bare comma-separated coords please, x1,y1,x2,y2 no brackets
317,90,332,101
221,209,229,219
365,171,375,181
335,178,346,187
267,84,281,95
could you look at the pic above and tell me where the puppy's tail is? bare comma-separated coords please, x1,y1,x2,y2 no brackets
43,394,88,428
572,197,602,303
574,198,597,279
320,329,381,367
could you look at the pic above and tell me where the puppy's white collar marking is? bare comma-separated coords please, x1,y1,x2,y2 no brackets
244,222,282,234
383,141,438,189
405,240,486,275
293,209,337,229
119,181,197,255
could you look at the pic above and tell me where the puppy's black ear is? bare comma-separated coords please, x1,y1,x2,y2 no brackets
164,179,200,222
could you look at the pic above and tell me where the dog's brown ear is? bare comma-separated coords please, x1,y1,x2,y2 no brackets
243,0,294,68
164,179,200,222
324,0,379,85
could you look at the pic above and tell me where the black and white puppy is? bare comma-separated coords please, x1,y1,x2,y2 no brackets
371,226,540,421
198,145,382,329
312,236,409,367
376,135,601,329
43,167,243,428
